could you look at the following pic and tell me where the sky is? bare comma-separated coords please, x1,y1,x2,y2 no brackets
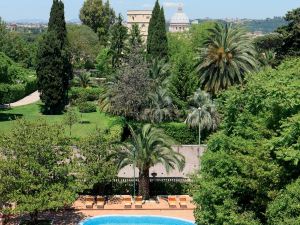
0,0,299,22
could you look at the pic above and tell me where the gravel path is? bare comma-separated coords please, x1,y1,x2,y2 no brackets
10,91,40,107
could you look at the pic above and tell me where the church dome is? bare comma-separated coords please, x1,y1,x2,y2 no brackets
170,6,190,24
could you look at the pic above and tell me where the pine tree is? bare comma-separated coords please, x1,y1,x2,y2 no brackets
36,0,73,114
129,24,143,49
168,51,198,109
147,0,168,60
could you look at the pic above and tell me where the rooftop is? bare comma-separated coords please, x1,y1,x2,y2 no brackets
170,6,190,24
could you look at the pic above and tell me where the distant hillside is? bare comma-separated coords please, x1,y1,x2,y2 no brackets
194,17,288,34
243,17,287,33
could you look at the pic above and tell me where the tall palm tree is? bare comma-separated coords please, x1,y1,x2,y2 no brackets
185,89,219,147
113,124,185,199
143,87,175,123
196,23,258,94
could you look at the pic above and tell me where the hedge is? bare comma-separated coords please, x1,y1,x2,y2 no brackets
69,87,103,102
78,102,97,113
85,179,189,196
0,79,37,104
158,122,198,145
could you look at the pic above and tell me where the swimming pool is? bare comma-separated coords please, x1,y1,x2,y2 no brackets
79,215,195,225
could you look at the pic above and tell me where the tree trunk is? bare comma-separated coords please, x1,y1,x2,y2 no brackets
29,211,38,224
138,168,150,200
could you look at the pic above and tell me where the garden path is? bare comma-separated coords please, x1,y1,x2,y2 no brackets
10,91,40,107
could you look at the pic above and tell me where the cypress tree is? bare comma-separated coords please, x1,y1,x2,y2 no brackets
36,0,73,114
147,0,168,60
109,14,128,69
158,7,168,59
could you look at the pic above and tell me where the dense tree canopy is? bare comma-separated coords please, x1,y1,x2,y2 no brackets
99,46,152,120
0,120,77,223
79,0,115,45
192,58,300,224
276,8,300,59
67,24,100,69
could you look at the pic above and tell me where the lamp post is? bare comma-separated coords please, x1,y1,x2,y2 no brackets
133,147,136,203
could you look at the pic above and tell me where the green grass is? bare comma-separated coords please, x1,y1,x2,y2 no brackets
0,102,119,139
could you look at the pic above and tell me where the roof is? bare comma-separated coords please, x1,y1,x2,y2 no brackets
170,6,190,24
127,10,152,15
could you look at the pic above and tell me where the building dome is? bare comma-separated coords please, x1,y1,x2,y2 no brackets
170,6,190,24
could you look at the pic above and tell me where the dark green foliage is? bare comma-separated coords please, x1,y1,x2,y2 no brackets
48,0,67,46
109,14,128,68
0,120,77,223
78,102,97,113
276,8,300,59
254,33,283,52
88,179,188,196
147,1,168,60
78,129,118,191
99,46,152,120
95,47,113,77
67,24,100,69
36,0,72,114
0,52,37,104
37,32,67,114
158,122,198,144
129,24,143,49
79,0,115,45
192,58,300,224
267,178,300,225
168,50,198,109
69,87,103,103
0,18,37,68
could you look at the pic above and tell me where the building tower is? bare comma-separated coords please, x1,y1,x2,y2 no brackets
169,5,190,33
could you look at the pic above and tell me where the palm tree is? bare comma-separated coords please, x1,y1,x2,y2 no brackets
149,58,169,85
143,87,175,123
196,23,258,94
185,89,219,147
74,72,93,88
113,124,185,199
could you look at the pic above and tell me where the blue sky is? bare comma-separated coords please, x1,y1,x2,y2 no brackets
0,0,299,22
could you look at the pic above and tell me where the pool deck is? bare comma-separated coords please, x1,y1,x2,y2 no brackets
5,196,196,224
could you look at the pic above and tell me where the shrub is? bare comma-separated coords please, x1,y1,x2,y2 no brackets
104,124,123,143
69,87,102,102
78,102,97,113
158,122,198,144
267,178,300,225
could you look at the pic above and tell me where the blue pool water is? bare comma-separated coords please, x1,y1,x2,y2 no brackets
79,215,195,225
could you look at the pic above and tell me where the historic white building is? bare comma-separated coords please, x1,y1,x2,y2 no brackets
127,10,152,41
169,6,190,33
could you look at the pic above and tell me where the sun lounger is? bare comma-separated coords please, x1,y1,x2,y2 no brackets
96,196,105,209
179,196,188,208
134,196,143,209
123,196,132,209
85,196,94,209
168,196,177,208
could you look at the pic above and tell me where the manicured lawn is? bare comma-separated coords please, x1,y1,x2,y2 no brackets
0,102,119,138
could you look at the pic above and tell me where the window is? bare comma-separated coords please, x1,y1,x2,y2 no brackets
132,16,135,21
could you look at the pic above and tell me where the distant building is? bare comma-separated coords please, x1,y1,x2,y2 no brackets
127,10,152,41
169,6,190,33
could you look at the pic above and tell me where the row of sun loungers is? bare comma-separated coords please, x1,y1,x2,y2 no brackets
83,195,189,209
